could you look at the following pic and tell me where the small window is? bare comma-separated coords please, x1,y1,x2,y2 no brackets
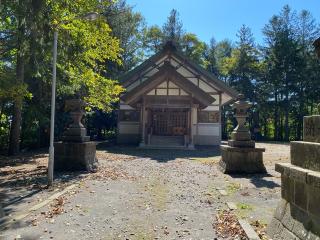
119,110,140,122
198,111,219,123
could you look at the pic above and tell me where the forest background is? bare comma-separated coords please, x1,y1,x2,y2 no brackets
0,0,319,155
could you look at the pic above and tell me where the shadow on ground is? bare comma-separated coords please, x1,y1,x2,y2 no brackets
0,150,88,228
97,144,221,162
230,173,280,189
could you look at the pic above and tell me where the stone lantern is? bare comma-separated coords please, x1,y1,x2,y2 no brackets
62,99,90,142
219,94,266,174
54,99,98,172
229,94,255,147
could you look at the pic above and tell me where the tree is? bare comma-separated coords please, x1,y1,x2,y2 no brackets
144,25,163,55
222,25,260,101
181,33,207,66
162,9,184,44
263,5,304,141
213,39,233,82
0,0,124,154
104,0,146,73
1,0,31,155
204,38,219,76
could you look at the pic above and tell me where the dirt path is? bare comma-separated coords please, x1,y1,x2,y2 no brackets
1,143,290,240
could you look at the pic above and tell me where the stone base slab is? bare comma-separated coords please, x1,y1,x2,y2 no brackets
230,130,251,141
275,163,320,217
64,127,87,136
219,145,266,174
54,141,98,172
291,141,320,172
61,135,90,142
303,115,320,143
268,163,320,239
228,140,255,148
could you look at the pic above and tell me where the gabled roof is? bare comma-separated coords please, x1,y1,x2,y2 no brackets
122,61,215,107
120,41,238,106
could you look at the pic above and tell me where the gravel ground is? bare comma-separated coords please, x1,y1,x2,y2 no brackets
0,142,290,240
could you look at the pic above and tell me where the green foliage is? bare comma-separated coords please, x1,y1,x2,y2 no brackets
1,2,320,152
144,25,164,54
104,0,146,72
162,9,184,43
0,0,126,152
181,33,207,66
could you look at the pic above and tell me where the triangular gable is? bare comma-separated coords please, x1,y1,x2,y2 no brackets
120,41,238,105
121,62,215,107
147,81,189,96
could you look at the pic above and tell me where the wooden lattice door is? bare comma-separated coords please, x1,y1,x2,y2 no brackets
152,109,187,136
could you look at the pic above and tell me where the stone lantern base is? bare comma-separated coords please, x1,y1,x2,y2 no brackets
219,145,266,174
54,141,98,172
54,99,98,172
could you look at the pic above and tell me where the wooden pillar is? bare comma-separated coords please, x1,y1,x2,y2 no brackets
219,93,222,143
188,104,197,149
139,100,146,147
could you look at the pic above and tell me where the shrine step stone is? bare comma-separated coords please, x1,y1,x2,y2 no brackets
267,114,320,239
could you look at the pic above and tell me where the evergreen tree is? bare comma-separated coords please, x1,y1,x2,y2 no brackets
162,9,184,43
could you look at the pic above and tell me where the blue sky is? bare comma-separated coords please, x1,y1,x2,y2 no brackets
126,0,320,45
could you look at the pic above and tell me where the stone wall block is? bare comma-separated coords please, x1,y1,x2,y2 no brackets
307,172,320,188
275,163,291,174
307,185,320,218
303,115,320,143
294,181,308,210
310,214,320,236
282,175,294,202
291,141,320,171
291,203,312,239
290,166,309,183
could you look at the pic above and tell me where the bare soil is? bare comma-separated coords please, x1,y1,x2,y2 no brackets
0,142,290,240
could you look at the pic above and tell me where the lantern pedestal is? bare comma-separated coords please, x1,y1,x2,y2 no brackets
219,94,266,174
54,99,98,172
219,145,266,174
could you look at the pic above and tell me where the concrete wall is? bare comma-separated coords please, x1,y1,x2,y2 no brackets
193,123,221,145
117,121,140,144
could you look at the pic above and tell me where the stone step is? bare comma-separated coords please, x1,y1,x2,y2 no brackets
150,136,184,146
139,145,189,150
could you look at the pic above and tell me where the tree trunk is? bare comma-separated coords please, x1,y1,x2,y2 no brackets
297,98,304,140
284,93,290,141
274,92,279,141
8,57,24,155
8,4,25,155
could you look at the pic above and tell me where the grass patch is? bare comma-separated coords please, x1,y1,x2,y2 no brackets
236,203,253,210
235,202,254,219
226,182,241,195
